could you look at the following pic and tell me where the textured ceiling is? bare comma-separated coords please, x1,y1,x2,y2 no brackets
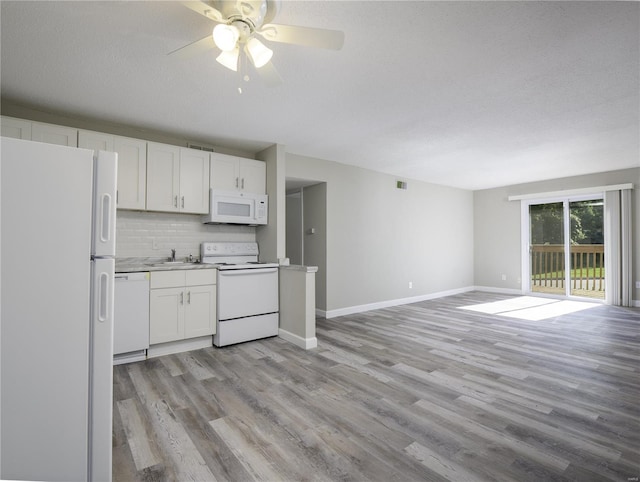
1,1,638,190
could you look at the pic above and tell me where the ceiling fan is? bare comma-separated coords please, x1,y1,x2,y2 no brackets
169,1,345,86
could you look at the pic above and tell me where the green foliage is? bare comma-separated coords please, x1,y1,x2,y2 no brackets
530,200,603,245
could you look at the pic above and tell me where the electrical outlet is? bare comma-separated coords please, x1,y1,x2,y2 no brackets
501,274,507,281
409,281,413,289
152,238,159,250
635,281,640,289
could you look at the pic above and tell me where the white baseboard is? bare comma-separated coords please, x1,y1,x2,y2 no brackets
321,286,475,319
315,286,638,319
278,328,317,349
473,286,524,296
113,350,147,365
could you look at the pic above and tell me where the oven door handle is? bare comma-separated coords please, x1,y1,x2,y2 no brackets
219,267,279,276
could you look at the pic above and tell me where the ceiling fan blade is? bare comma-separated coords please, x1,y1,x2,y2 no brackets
181,1,224,23
258,24,345,50
256,60,283,87
167,35,215,59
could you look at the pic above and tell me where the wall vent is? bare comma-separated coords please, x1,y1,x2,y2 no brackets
187,142,215,152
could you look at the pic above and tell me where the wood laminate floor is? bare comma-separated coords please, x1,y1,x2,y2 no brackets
113,292,640,481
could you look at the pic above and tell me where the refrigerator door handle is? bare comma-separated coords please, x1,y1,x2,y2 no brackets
99,193,113,244
98,272,110,322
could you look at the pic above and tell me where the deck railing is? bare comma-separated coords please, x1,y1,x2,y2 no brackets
531,244,605,297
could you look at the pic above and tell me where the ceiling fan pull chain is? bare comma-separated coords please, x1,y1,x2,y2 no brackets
237,51,252,94
237,50,245,94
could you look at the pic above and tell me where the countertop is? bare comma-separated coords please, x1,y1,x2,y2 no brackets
279,265,318,273
115,257,217,273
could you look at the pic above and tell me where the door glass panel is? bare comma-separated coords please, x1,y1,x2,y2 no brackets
530,202,565,295
569,199,605,299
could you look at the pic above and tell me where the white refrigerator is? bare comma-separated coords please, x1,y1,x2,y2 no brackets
0,137,117,481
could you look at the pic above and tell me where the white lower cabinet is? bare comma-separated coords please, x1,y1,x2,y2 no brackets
149,269,216,345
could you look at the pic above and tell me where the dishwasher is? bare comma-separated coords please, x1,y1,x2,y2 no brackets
114,272,150,365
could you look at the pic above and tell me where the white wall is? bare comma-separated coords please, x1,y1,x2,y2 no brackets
474,167,640,304
256,144,286,262
302,183,327,310
285,191,303,265
286,153,475,314
116,210,255,260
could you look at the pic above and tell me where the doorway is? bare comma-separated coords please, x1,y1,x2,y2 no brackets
285,179,327,311
527,196,604,300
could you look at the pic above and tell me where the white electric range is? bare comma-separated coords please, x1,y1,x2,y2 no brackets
201,242,279,347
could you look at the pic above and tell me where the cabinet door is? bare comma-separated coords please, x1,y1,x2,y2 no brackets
146,142,180,212
210,152,240,191
115,136,147,210
149,287,184,344
78,130,114,152
31,122,78,147
184,285,216,338
1,116,31,139
179,148,210,214
239,159,266,194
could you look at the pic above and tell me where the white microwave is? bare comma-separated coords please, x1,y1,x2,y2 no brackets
202,189,268,225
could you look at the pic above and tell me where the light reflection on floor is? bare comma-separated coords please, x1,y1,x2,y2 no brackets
460,296,599,321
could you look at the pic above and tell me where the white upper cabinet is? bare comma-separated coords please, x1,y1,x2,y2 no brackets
78,130,114,152
147,142,181,212
179,148,210,214
210,152,266,194
1,116,32,139
79,130,147,210
31,122,78,147
1,117,77,146
146,142,210,214
114,137,147,210
240,158,267,194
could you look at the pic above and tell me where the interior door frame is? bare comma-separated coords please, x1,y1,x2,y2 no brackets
520,193,605,301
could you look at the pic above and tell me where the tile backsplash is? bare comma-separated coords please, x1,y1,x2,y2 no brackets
116,210,255,260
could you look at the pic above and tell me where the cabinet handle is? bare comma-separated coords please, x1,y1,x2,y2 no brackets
181,196,185,208
180,292,184,305
187,291,191,304
241,178,245,189
116,190,119,205
174,195,178,208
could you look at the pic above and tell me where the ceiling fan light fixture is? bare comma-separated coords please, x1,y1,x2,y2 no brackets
213,23,239,51
245,37,273,69
216,48,239,71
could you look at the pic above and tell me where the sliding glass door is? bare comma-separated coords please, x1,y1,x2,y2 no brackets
528,197,604,300
530,202,565,295
568,199,605,298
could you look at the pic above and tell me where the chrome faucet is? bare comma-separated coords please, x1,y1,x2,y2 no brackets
170,249,176,262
